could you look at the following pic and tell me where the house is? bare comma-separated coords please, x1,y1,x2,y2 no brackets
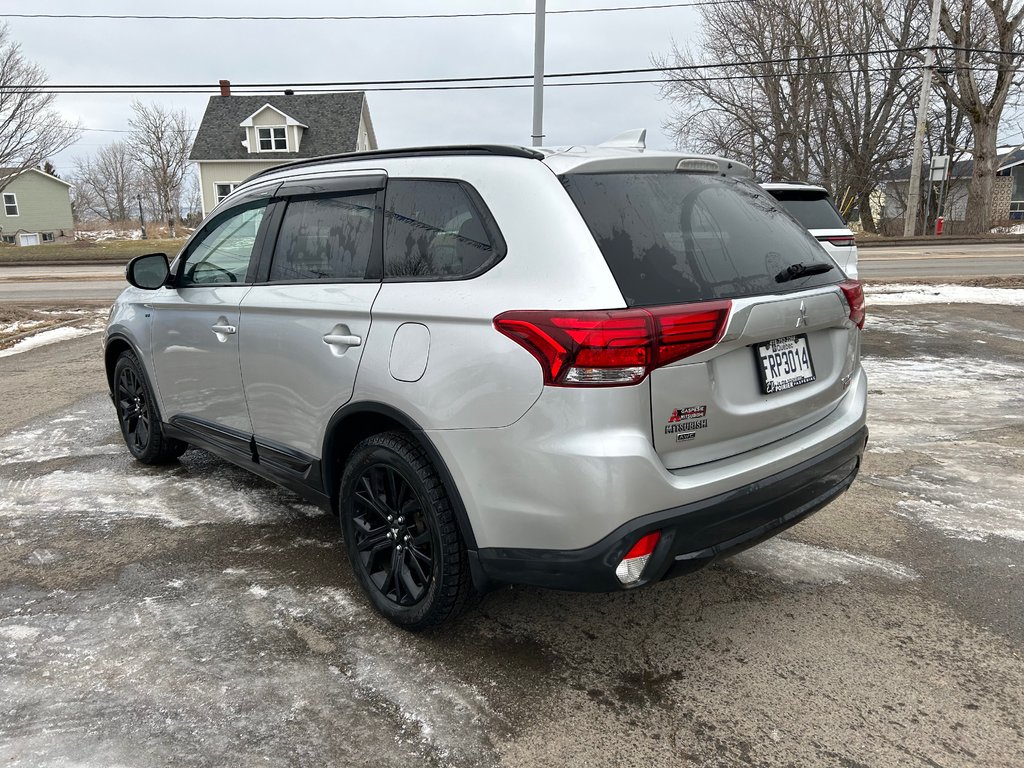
0,167,75,246
189,83,378,216
882,146,1024,233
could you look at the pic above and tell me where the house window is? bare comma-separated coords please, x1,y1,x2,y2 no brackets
3,193,17,216
42,232,55,242
1010,201,1024,220
215,183,238,204
1,235,14,244
257,126,288,151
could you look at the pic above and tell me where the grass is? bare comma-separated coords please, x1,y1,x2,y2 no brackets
0,238,186,265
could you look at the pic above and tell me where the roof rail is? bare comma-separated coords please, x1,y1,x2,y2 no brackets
243,144,545,183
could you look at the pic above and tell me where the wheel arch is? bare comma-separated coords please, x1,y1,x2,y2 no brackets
104,333,165,417
104,333,139,394
321,401,479,552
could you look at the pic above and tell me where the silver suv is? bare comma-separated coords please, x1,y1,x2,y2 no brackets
761,182,859,278
106,144,868,629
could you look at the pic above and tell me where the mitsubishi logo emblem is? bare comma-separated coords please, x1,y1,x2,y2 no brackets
796,301,808,328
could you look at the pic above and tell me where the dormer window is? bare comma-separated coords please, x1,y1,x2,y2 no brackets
257,126,288,151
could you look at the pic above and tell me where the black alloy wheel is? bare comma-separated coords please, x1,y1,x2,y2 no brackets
340,432,471,630
351,463,434,606
112,350,187,464
117,364,151,454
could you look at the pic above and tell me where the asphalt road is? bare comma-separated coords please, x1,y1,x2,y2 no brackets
0,241,1022,302
859,242,1024,279
0,298,1022,766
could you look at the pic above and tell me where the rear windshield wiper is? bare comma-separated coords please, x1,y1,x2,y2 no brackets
775,262,834,283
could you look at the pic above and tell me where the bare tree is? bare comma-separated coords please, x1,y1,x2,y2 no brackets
72,141,144,223
655,0,820,182
180,170,203,227
655,0,924,232
0,24,80,190
126,101,194,237
933,0,1024,233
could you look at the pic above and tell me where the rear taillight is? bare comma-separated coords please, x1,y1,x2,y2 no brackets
839,280,865,329
615,531,661,584
818,235,856,247
494,300,731,387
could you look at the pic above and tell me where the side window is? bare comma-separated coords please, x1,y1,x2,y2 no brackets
180,202,266,286
268,192,376,281
383,180,502,280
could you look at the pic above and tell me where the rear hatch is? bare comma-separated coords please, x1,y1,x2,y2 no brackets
562,171,861,470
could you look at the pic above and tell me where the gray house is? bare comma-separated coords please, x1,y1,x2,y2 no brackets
882,146,1024,232
0,167,75,246
189,85,377,216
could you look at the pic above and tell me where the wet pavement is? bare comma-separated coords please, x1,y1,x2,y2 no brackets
0,298,1022,767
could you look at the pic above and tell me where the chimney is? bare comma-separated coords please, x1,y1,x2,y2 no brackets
219,79,231,97
284,89,295,96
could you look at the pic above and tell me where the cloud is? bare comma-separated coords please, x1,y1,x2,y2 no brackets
4,0,702,170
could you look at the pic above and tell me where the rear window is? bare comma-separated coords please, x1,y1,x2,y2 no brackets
766,190,847,229
562,173,838,307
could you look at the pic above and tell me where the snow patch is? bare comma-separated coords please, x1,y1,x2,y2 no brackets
0,404,323,528
865,284,1024,307
0,325,102,358
0,576,498,766
0,319,47,336
863,355,1024,542
731,539,918,584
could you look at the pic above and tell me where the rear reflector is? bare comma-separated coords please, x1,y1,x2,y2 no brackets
818,235,856,247
839,280,865,329
615,531,661,585
494,300,731,387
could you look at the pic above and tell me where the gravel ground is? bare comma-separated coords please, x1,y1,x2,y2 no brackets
0,299,1021,767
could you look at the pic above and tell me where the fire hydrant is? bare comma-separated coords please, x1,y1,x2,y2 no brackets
935,216,944,235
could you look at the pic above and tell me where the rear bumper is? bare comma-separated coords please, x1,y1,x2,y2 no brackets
474,425,868,592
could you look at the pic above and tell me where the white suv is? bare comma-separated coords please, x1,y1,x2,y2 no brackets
761,182,859,278
106,144,868,629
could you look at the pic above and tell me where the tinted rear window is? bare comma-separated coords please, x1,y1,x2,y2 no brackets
766,190,847,229
562,173,838,307
383,180,502,280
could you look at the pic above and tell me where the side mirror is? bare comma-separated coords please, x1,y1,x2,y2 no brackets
126,253,170,290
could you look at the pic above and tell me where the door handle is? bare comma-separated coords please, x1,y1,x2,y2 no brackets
323,333,362,347
211,324,237,335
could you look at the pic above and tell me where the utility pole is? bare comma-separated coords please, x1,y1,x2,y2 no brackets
903,0,943,237
532,0,546,147
138,194,147,240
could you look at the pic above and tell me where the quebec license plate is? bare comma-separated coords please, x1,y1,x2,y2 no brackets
754,334,816,394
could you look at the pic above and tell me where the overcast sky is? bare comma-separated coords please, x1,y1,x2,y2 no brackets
2,0,705,173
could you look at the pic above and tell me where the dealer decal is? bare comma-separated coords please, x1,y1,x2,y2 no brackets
665,405,709,436
667,405,706,423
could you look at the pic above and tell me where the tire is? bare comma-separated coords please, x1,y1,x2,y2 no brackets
339,431,472,630
112,350,187,464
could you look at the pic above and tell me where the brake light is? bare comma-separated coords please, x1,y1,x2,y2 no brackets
494,300,731,387
839,280,865,329
615,531,661,584
818,235,856,248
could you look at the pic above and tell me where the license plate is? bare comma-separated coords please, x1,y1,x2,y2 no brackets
754,334,816,394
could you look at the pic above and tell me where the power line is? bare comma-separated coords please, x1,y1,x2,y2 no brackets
0,2,749,22
0,46,928,93
27,63,943,102
2,44,1008,96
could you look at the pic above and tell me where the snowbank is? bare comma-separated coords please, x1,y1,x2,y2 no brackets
865,283,1024,306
